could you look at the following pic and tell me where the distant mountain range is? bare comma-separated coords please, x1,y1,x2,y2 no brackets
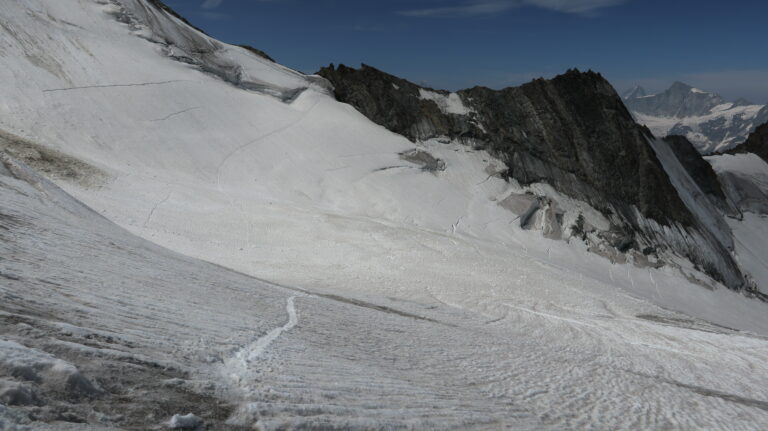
623,82,768,154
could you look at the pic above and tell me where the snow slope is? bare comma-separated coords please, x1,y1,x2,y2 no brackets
3,0,768,429
707,153,768,294
5,131,768,430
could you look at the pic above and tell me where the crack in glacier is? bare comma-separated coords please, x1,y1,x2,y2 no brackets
150,107,200,122
42,80,190,93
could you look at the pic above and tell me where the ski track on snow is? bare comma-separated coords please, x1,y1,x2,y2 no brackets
215,100,320,189
143,191,171,228
226,295,300,386
42,80,191,93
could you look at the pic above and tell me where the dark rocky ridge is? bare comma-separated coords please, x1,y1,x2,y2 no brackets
146,0,208,35
319,64,692,228
317,64,478,141
465,72,694,227
237,44,275,63
727,122,768,163
318,64,746,289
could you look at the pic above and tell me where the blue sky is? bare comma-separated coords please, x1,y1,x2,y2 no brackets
163,0,768,102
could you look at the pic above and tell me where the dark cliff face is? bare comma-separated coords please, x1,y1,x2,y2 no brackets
663,135,737,216
728,122,768,163
318,65,692,228
463,72,693,227
317,64,479,140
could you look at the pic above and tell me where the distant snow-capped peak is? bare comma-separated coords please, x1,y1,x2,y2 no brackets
621,85,647,100
623,81,767,154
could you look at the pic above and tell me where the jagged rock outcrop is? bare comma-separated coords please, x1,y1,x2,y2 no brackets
318,64,746,289
728,122,768,163
663,135,739,217
317,64,479,140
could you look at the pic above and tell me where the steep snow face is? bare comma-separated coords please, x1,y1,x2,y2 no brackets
707,153,768,293
708,153,768,214
625,83,766,154
0,0,329,171
646,138,743,288
116,0,332,100
4,1,768,428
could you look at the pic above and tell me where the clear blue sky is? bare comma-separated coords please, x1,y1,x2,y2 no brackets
163,0,768,102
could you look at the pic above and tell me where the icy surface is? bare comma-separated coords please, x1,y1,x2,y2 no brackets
707,153,768,293
2,0,768,429
708,153,768,186
730,213,768,294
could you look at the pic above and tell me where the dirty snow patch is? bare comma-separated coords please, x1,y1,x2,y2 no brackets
419,89,473,115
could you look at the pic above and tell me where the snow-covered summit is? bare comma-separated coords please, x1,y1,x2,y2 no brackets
621,85,647,100
627,81,726,118
624,81,767,153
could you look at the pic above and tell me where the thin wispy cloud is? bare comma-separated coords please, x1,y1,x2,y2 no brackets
399,0,626,17
201,0,224,10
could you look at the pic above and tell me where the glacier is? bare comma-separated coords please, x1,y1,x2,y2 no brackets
1,0,768,429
